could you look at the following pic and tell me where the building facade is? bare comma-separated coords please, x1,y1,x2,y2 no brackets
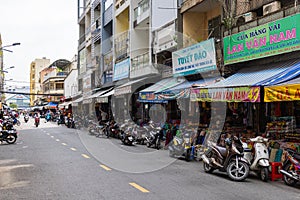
29,57,50,106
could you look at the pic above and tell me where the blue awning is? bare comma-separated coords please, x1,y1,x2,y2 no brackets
162,77,219,93
46,102,58,108
138,77,185,103
276,76,300,86
209,59,300,88
255,60,300,86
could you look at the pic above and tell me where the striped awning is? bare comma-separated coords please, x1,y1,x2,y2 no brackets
209,59,300,88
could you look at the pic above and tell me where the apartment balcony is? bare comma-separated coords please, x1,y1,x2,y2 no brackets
78,34,86,46
115,0,129,16
92,56,100,68
102,36,113,54
153,22,177,54
133,0,150,28
104,4,113,26
92,0,101,9
114,31,130,61
130,51,158,78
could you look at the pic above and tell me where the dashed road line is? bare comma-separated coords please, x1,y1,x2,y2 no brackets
81,154,90,159
129,182,150,193
51,136,54,138
100,165,112,171
56,139,60,142
70,148,77,151
61,143,67,146
46,133,50,135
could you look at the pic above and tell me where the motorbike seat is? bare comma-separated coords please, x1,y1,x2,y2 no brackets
213,143,227,157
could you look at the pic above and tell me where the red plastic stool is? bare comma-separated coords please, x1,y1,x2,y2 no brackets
270,162,283,181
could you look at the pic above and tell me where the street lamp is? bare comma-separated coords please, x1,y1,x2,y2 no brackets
0,43,21,53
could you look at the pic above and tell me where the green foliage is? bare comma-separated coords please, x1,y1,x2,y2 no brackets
9,103,18,109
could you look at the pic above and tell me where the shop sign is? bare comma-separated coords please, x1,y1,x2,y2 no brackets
224,13,300,65
172,38,217,77
114,85,132,96
83,74,91,93
264,84,300,102
96,97,108,103
113,58,130,81
138,92,168,103
83,98,92,104
191,87,260,102
104,52,113,71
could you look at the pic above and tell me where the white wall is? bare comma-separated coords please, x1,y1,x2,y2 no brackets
64,69,78,98
151,0,177,31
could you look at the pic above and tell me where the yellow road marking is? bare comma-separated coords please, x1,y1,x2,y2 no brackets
129,183,150,193
70,148,77,151
100,165,112,171
61,143,67,146
81,154,90,159
56,139,60,142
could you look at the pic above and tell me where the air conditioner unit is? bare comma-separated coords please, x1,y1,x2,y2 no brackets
243,12,257,22
263,1,281,16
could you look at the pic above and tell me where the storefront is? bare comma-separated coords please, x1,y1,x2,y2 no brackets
264,76,300,151
138,77,185,123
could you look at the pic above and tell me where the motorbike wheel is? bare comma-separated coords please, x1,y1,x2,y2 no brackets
283,163,298,186
6,134,17,144
35,123,39,127
146,142,151,148
260,167,269,182
156,138,161,150
17,121,21,126
227,161,249,181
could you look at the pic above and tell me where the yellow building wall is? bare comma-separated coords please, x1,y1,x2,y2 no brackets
183,7,221,47
116,7,129,34
183,12,207,47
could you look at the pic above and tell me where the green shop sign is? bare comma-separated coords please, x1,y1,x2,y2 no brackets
223,13,300,65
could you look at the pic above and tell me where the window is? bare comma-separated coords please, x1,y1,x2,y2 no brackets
208,15,221,40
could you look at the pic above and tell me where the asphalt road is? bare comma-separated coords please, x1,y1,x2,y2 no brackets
0,117,300,200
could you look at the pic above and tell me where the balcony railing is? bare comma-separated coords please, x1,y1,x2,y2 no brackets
131,52,149,72
133,0,149,21
115,0,128,10
104,4,113,26
78,34,86,45
114,31,130,61
92,0,101,9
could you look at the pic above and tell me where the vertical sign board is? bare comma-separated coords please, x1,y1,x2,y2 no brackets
172,38,217,77
223,13,300,65
113,58,130,81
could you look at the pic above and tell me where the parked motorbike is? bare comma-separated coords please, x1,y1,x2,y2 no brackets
243,136,270,182
132,125,146,145
280,148,300,186
0,129,18,144
24,115,29,123
120,126,134,145
108,121,121,138
66,117,75,128
168,130,194,161
145,124,162,150
35,116,40,127
201,136,250,181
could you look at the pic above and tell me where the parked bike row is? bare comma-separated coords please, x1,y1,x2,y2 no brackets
44,115,300,186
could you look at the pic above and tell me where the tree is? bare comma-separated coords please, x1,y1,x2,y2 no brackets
9,103,18,109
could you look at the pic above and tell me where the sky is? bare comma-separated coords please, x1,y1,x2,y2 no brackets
0,0,78,88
